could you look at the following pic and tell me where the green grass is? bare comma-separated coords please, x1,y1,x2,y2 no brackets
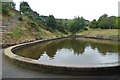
4,22,67,44
38,28,66,38
78,29,119,39
6,24,35,43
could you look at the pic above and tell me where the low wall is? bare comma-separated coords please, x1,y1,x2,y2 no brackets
4,37,120,75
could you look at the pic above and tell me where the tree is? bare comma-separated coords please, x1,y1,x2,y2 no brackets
2,2,16,16
89,19,98,28
46,15,56,29
97,14,108,28
20,1,32,14
98,14,115,29
108,16,115,29
10,2,16,9
98,18,109,29
19,1,44,31
65,19,73,31
56,19,66,33
98,14,108,22
114,17,120,29
69,16,85,33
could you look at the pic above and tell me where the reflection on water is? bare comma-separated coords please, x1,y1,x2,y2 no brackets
15,38,119,65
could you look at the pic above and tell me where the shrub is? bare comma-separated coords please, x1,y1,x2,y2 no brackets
83,26,90,30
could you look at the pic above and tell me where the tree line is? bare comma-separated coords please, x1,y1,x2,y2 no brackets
2,1,120,34
89,14,120,29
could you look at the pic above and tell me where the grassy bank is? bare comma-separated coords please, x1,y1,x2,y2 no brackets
2,10,66,47
78,29,119,40
2,26,65,47
3,28,119,48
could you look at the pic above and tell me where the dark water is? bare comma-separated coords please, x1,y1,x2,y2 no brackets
15,38,119,66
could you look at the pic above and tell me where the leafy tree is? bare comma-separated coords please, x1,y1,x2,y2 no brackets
69,16,85,33
108,16,116,29
97,14,108,28
56,19,66,33
46,15,56,29
2,2,16,16
98,14,108,22
20,1,32,14
114,17,120,29
98,18,109,29
64,19,73,31
89,19,98,28
98,14,115,29
19,1,43,31
10,2,16,9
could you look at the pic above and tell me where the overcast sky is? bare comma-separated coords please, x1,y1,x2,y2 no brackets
13,0,119,21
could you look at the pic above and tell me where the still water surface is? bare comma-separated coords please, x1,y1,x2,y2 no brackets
15,38,119,66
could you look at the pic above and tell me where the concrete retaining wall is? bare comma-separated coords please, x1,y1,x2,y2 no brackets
4,37,120,75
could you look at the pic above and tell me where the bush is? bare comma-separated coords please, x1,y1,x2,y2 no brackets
83,26,90,30
2,2,15,16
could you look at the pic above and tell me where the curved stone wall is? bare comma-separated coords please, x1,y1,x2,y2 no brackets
4,38,119,75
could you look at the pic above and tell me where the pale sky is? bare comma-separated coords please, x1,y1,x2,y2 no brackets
13,0,119,21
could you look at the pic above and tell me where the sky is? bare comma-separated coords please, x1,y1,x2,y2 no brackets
13,0,119,21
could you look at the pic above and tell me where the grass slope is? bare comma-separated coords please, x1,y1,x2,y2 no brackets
2,10,65,47
78,29,119,39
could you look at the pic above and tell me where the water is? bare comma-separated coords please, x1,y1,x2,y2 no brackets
15,38,119,66
2,47,119,78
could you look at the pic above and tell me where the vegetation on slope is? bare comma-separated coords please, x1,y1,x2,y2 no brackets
1,1,119,47
2,2,65,47
78,29,120,40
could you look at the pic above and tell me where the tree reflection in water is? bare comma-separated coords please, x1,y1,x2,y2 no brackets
15,38,119,63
